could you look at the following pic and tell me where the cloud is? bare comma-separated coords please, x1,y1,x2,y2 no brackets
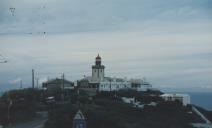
0,0,211,34
0,0,212,91
9,78,22,84
38,77,48,84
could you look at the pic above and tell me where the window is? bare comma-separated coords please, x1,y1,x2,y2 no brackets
98,69,99,77
168,97,172,101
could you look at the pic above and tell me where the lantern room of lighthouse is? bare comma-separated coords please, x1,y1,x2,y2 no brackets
91,54,105,83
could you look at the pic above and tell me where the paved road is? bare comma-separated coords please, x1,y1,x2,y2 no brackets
192,123,212,128
10,111,48,128
192,106,211,124
191,106,212,128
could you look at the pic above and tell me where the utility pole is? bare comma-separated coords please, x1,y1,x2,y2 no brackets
61,73,65,101
62,73,64,91
20,80,22,89
77,86,80,108
36,78,39,88
32,69,34,89
7,99,12,127
109,78,112,92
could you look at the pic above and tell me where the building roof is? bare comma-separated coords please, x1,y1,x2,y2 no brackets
43,78,73,85
129,79,142,83
161,93,190,97
96,54,101,59
81,76,92,82
103,77,113,81
102,77,126,82
115,78,125,82
80,76,126,83
74,110,85,120
92,65,105,69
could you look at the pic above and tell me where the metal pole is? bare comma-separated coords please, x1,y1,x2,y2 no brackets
36,78,39,88
7,98,12,127
110,79,111,92
61,73,64,100
20,80,22,89
7,104,10,126
62,73,64,91
32,69,34,89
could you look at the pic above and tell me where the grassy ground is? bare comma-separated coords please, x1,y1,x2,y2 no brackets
44,90,204,128
0,89,206,128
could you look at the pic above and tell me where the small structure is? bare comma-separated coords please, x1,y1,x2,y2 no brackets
130,78,152,91
121,97,135,104
73,110,86,128
161,93,190,106
99,77,131,91
42,78,74,90
45,96,55,104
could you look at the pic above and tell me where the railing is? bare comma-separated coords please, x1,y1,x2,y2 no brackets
192,106,211,124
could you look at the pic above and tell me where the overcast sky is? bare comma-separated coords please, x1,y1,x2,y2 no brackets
0,0,212,91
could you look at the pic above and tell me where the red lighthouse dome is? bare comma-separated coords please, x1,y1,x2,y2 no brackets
96,54,101,59
95,54,101,65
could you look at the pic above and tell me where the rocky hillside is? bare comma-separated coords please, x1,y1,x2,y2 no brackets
44,90,206,128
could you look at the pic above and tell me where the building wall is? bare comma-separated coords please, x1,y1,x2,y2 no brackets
99,81,131,91
43,80,74,90
131,84,152,91
46,83,61,90
161,94,190,106
79,55,154,92
92,67,104,82
130,79,152,91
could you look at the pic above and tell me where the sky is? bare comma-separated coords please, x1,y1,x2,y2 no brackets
0,0,212,92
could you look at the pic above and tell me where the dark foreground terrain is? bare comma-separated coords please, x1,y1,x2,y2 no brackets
0,89,211,128
44,90,206,128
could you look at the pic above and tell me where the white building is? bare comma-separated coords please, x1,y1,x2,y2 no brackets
99,77,131,91
121,97,135,104
160,93,191,106
130,78,152,91
79,54,153,92
42,78,74,90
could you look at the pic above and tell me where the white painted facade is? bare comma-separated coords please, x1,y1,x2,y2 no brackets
91,54,105,83
98,78,153,92
92,68,104,82
161,93,190,106
122,97,135,104
130,78,153,91
79,54,154,92
42,78,74,90
99,78,131,91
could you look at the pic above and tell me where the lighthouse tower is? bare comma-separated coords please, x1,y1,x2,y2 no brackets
92,54,105,83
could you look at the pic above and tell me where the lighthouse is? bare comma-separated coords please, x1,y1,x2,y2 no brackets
91,54,105,83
